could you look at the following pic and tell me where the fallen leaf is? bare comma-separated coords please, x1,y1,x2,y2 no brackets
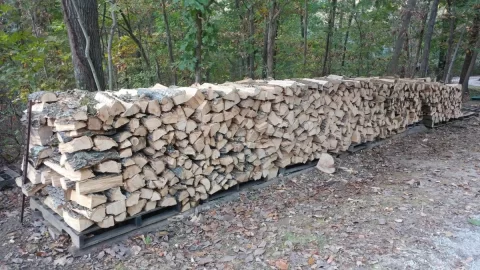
219,255,235,262
131,245,141,255
327,255,334,264
308,257,315,265
197,256,214,265
275,259,288,270
53,256,68,266
395,219,403,223
254,248,265,256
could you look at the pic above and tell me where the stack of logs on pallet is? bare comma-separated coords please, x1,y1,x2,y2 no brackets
19,76,463,232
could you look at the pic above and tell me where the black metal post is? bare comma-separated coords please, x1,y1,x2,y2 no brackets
20,100,33,224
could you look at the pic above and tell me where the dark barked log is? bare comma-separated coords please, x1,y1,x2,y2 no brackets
65,149,120,171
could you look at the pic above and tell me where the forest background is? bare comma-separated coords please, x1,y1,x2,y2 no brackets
0,0,479,162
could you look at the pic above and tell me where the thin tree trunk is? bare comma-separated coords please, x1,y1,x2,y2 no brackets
161,0,177,85
303,0,308,72
248,5,255,79
100,2,107,59
442,0,456,82
411,0,429,78
387,0,417,76
322,0,337,76
459,5,480,85
419,0,440,77
262,17,269,78
61,0,105,91
354,14,364,76
445,28,464,84
194,11,203,83
341,0,355,70
107,0,117,90
119,10,151,68
462,38,480,100
436,11,450,81
266,0,280,78
154,57,162,83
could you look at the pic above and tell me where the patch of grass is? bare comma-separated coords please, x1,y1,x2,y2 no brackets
283,232,326,249
468,218,480,226
114,263,126,270
469,85,480,98
142,235,152,245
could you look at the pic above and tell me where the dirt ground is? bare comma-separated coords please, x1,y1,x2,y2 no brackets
1,107,480,270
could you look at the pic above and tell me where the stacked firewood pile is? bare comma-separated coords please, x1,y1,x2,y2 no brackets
420,82,463,124
19,77,463,232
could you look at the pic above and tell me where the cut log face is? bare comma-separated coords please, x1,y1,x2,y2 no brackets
21,78,463,233
63,210,94,232
76,174,123,195
106,200,126,215
44,160,95,181
59,136,93,154
94,160,121,173
93,136,118,151
68,191,107,209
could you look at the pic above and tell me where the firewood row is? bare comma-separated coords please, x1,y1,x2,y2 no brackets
20,76,463,232
420,82,463,124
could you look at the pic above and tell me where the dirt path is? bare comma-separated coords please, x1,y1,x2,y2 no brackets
1,114,480,270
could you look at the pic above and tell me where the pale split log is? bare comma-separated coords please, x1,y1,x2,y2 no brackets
63,209,94,232
127,199,147,216
76,174,123,195
44,159,95,181
71,204,106,222
94,160,121,173
59,136,93,154
105,187,126,201
124,174,146,192
125,191,141,207
106,200,126,215
97,216,115,228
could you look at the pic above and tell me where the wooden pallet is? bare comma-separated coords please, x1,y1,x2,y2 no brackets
200,178,269,204
423,112,477,128
279,159,319,175
30,197,180,249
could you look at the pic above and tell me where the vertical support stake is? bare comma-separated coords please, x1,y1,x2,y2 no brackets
20,100,33,225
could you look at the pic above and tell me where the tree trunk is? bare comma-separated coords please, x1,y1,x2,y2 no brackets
462,38,480,100
107,0,117,90
248,5,255,79
303,0,308,72
266,0,280,78
161,0,177,85
411,0,429,78
419,0,440,77
459,5,480,85
387,0,417,76
262,18,268,78
341,0,355,70
61,0,105,91
119,10,150,68
436,18,448,81
194,11,203,83
442,0,456,82
321,0,337,76
445,28,465,84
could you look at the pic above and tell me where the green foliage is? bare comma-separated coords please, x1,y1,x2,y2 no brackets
142,234,152,245
0,0,478,91
468,218,480,226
